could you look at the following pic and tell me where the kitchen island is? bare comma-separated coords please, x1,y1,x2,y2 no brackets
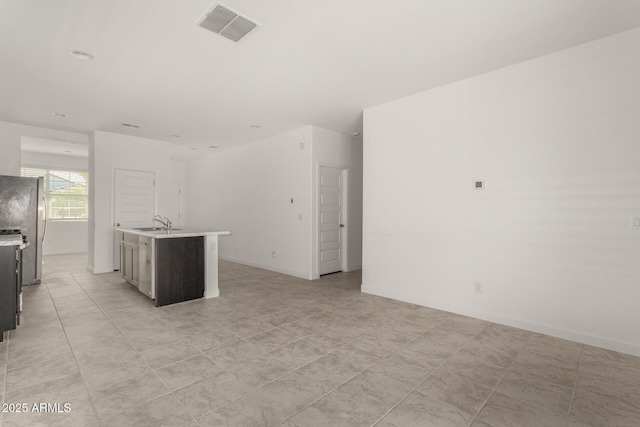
116,227,230,306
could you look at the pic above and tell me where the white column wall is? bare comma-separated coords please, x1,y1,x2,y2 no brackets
169,160,188,226
349,135,364,271
362,28,640,355
89,131,170,273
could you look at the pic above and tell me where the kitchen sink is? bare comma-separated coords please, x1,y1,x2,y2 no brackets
133,227,182,232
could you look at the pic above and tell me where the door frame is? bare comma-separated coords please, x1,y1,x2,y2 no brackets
312,162,349,279
112,168,157,271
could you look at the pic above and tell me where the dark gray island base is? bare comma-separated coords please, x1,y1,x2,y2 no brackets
155,236,204,306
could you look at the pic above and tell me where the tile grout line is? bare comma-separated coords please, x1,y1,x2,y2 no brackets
468,337,586,426
193,336,356,423
151,292,342,422
270,306,440,424
78,263,218,424
1,328,8,426
565,345,585,427
368,322,494,427
251,313,467,425
49,262,178,422
30,257,633,426
465,330,535,427
274,355,382,426
192,315,397,424
75,275,205,424
96,303,242,423
3,262,102,422
275,312,467,425
131,292,315,421
43,270,104,421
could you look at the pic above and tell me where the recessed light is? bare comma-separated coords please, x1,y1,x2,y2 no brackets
64,150,72,153
52,112,67,118
70,50,94,61
170,134,180,138
209,146,218,149
121,123,140,129
250,125,260,129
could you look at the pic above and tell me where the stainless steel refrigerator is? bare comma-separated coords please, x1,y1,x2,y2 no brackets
0,175,45,285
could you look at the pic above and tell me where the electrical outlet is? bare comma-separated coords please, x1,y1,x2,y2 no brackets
272,251,277,259
474,282,482,294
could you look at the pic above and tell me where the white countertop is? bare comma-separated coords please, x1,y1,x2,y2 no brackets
117,227,231,239
0,234,26,248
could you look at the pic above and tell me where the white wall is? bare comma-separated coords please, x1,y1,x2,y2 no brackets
21,151,88,171
186,127,314,279
311,126,362,276
186,125,363,280
40,220,88,256
0,123,21,176
0,121,88,176
169,160,188,226
89,131,171,273
349,135,363,271
21,151,89,255
363,28,640,356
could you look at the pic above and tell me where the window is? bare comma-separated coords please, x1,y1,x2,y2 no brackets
21,167,89,220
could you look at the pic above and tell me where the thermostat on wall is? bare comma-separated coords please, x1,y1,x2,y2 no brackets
474,180,485,190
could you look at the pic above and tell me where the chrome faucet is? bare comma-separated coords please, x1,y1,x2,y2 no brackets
153,215,173,231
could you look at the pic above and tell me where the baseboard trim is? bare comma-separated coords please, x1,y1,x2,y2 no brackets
362,284,640,357
219,256,311,280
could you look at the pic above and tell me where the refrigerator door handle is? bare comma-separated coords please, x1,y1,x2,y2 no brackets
42,195,47,242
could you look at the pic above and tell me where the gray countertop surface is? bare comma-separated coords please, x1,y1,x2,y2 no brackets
117,227,231,239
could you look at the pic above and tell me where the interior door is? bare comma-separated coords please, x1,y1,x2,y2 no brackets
113,169,155,271
319,166,344,275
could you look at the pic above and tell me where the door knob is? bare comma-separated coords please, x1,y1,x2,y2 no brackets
339,224,345,228
116,223,121,226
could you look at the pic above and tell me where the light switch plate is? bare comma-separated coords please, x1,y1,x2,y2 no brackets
631,216,640,230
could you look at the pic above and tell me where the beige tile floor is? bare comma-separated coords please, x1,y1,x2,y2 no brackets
1,254,640,426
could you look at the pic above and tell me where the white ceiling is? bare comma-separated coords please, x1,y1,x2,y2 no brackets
1,0,639,160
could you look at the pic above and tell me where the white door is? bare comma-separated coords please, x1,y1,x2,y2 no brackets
113,169,156,270
166,182,182,226
319,166,345,275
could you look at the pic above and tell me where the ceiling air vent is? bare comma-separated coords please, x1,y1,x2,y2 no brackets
199,3,259,42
